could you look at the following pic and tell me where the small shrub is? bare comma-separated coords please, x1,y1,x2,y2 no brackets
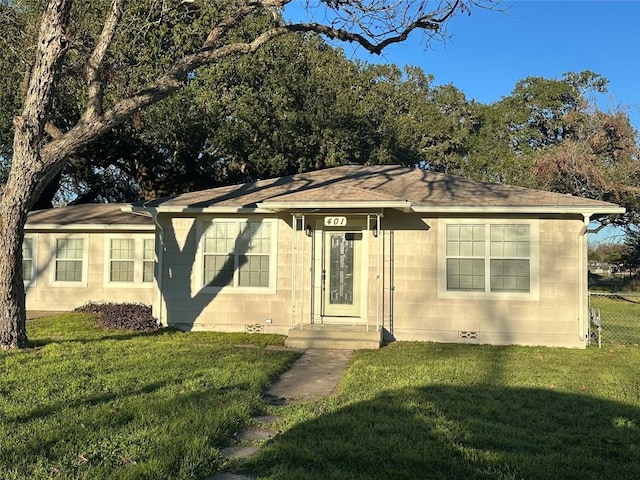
75,302,159,332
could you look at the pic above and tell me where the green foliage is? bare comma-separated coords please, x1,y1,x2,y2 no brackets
1,0,637,225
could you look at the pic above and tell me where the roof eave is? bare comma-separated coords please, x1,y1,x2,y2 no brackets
25,223,156,231
410,205,626,216
127,205,275,214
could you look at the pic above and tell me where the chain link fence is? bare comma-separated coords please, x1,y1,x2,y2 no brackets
588,292,640,347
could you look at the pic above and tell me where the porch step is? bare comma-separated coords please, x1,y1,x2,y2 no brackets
285,325,382,350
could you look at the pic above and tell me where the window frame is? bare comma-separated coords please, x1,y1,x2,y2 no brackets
103,234,156,288
51,235,89,287
23,235,37,287
438,219,539,300
196,218,278,295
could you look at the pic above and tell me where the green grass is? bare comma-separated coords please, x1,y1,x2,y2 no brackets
245,343,640,480
4,315,640,480
0,313,299,480
589,294,640,346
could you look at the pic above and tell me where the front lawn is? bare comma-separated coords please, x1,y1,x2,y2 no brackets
0,314,298,480
3,315,639,480
246,343,640,480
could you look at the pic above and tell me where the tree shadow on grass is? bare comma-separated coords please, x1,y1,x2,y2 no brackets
244,386,640,480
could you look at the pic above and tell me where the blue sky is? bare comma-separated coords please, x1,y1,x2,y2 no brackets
287,1,640,129
286,1,640,243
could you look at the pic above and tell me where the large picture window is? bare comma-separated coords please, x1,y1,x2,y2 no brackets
202,220,274,290
445,223,531,294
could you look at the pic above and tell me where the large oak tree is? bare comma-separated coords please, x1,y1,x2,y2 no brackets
0,0,493,349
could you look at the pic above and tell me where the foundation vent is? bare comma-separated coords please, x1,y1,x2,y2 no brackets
458,331,478,340
245,324,264,334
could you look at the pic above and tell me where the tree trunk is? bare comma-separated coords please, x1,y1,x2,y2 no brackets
0,166,40,349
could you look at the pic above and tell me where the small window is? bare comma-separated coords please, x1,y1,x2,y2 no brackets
142,238,155,283
109,239,135,282
446,225,485,291
55,238,84,282
104,236,155,286
23,237,34,283
202,220,274,290
489,225,530,292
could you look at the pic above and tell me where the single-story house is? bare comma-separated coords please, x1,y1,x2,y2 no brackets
25,165,624,348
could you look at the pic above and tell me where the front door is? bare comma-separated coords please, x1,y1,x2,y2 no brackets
323,231,361,318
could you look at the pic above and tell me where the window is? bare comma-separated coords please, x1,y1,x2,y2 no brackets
55,238,84,282
445,223,532,294
201,220,275,290
105,236,155,286
143,238,155,283
489,225,530,293
23,237,34,284
109,239,134,282
446,225,485,291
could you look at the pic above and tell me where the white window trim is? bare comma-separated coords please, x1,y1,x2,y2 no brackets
23,235,37,288
50,234,89,287
103,234,155,288
438,219,540,301
195,218,278,295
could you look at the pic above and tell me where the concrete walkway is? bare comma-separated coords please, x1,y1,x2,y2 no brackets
206,348,353,480
263,348,354,405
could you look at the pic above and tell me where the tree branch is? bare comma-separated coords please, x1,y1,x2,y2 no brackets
84,0,126,121
13,0,72,148
38,0,476,165
203,0,285,48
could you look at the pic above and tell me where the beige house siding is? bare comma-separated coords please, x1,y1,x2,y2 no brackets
154,210,589,347
155,214,293,335
24,230,155,312
382,214,587,348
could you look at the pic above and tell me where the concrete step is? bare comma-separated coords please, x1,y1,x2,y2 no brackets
286,328,380,340
285,337,380,349
285,327,382,350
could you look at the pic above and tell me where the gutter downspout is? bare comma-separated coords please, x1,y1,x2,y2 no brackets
578,214,591,342
151,209,165,327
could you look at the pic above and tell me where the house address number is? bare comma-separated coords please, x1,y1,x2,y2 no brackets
324,216,347,227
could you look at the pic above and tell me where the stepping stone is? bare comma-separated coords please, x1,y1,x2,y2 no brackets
221,445,260,460
205,472,255,480
236,429,277,442
253,415,281,424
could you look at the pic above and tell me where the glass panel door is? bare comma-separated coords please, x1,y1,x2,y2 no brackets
323,232,361,317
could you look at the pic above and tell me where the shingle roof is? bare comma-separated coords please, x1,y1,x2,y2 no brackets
26,203,153,227
139,165,621,212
